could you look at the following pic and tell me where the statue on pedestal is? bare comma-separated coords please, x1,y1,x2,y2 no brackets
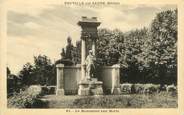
77,17,103,96
85,50,96,80
65,36,74,61
55,36,74,66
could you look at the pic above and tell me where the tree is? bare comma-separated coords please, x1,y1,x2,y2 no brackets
7,67,22,96
95,10,177,84
18,55,56,86
96,29,123,65
75,40,81,64
33,55,55,85
120,28,150,83
146,10,177,84
19,63,34,86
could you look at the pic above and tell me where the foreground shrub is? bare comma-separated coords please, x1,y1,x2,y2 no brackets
143,84,160,94
7,85,45,108
28,85,42,95
166,84,177,92
132,83,145,94
120,83,176,94
120,83,132,94
41,86,56,95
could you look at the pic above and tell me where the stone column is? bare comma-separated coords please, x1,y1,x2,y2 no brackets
92,40,96,56
56,64,65,95
81,38,86,80
111,64,121,94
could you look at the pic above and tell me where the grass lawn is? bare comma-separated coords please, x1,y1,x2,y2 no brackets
39,92,177,108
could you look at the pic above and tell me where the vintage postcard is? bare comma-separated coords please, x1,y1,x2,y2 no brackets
0,0,184,115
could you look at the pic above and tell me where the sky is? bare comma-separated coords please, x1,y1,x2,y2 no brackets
6,0,176,74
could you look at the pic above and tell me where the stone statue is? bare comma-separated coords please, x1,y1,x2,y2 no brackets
85,50,96,80
65,36,74,60
60,48,66,59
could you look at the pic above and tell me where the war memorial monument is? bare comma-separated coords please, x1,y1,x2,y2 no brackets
56,17,121,96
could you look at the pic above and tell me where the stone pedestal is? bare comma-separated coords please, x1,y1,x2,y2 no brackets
56,89,65,95
56,64,65,95
110,64,121,94
78,79,103,96
111,88,121,95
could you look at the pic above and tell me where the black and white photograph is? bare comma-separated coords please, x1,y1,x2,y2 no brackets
3,0,180,110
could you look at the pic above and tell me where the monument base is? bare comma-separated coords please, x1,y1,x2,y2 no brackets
78,78,103,96
103,88,121,95
56,89,65,95
111,87,121,95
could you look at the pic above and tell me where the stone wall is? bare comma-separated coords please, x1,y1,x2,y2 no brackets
63,65,81,95
56,64,121,95
98,65,121,94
